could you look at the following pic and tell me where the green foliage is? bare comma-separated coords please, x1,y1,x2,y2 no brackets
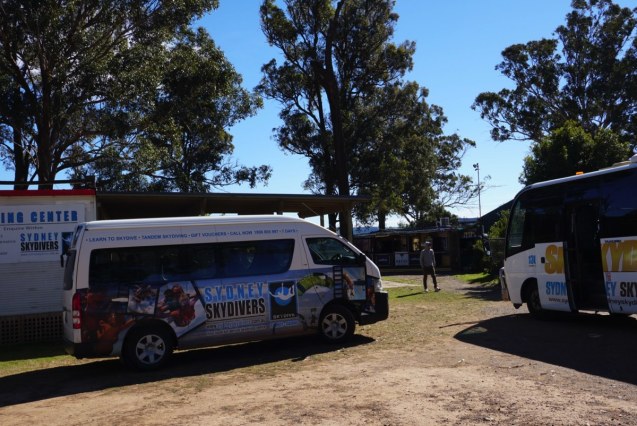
521,121,631,184
454,272,499,286
133,28,269,192
0,0,269,192
473,0,637,168
488,210,509,239
471,210,509,275
470,239,501,276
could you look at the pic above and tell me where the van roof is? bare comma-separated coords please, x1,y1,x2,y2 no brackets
82,215,318,230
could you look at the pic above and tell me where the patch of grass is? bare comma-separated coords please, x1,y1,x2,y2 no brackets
385,276,421,286
364,287,485,348
387,286,463,303
454,272,499,286
0,342,77,376
0,342,65,362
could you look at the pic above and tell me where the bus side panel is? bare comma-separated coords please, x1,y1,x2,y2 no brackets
504,242,571,312
503,252,531,305
601,236,637,314
534,242,571,312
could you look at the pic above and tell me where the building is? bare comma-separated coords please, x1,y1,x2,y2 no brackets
353,220,482,272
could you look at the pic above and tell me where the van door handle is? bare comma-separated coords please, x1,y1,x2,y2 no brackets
541,257,545,264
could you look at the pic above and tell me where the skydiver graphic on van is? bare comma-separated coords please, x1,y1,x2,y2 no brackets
269,281,296,303
94,313,134,355
157,284,199,327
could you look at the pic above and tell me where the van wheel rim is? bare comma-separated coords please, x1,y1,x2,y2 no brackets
135,334,166,365
322,313,347,339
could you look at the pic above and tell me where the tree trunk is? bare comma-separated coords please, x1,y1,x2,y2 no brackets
323,0,352,241
378,211,386,230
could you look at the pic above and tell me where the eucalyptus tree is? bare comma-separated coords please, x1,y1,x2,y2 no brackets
1,0,269,194
260,0,476,235
0,1,223,188
127,28,269,192
349,82,477,228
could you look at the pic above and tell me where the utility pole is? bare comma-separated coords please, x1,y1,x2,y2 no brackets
473,163,483,236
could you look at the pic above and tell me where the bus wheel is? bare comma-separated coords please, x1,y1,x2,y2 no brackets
526,284,545,319
320,305,355,343
122,326,173,371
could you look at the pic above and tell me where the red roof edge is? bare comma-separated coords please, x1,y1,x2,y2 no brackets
0,189,96,197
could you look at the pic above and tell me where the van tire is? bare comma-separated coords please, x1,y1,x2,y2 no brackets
319,305,355,343
122,326,174,371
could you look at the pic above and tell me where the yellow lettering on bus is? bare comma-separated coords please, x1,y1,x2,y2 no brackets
601,239,637,272
601,241,622,272
544,245,564,274
623,240,637,272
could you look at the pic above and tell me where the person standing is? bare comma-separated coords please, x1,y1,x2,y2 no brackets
419,241,439,292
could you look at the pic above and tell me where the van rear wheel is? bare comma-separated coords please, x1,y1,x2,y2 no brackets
122,326,173,371
320,305,355,343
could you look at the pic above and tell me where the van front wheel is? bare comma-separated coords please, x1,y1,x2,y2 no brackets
320,305,355,343
122,326,173,371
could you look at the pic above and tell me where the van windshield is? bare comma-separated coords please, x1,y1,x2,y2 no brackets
306,237,361,265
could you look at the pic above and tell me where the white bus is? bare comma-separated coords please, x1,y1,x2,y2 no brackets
502,155,637,318
62,215,388,370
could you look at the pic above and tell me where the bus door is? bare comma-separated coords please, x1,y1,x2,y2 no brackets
527,192,571,312
565,202,608,310
535,242,571,312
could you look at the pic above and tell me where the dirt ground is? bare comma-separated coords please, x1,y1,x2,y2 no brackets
2,274,637,426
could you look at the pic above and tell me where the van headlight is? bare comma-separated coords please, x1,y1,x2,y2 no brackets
371,277,383,292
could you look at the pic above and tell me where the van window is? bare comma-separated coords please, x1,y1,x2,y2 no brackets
306,237,359,265
88,239,295,287
221,239,294,277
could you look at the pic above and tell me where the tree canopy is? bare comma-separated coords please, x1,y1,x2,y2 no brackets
0,0,269,191
473,0,636,184
259,0,476,232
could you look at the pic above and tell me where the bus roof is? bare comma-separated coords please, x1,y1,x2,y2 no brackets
519,154,637,193
82,215,319,230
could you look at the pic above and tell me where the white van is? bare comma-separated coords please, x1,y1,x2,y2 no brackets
62,215,388,370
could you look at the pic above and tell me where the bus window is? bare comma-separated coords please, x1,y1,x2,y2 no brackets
506,195,530,257
601,169,637,238
507,188,564,257
530,194,563,244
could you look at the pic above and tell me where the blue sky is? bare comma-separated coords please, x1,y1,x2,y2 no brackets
3,1,636,226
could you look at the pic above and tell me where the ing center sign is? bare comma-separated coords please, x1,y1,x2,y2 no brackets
0,204,84,263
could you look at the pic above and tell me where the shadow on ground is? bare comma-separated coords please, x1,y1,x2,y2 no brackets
455,312,637,385
0,334,373,408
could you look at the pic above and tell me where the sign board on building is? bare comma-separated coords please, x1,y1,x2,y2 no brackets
0,190,96,316
0,204,85,263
